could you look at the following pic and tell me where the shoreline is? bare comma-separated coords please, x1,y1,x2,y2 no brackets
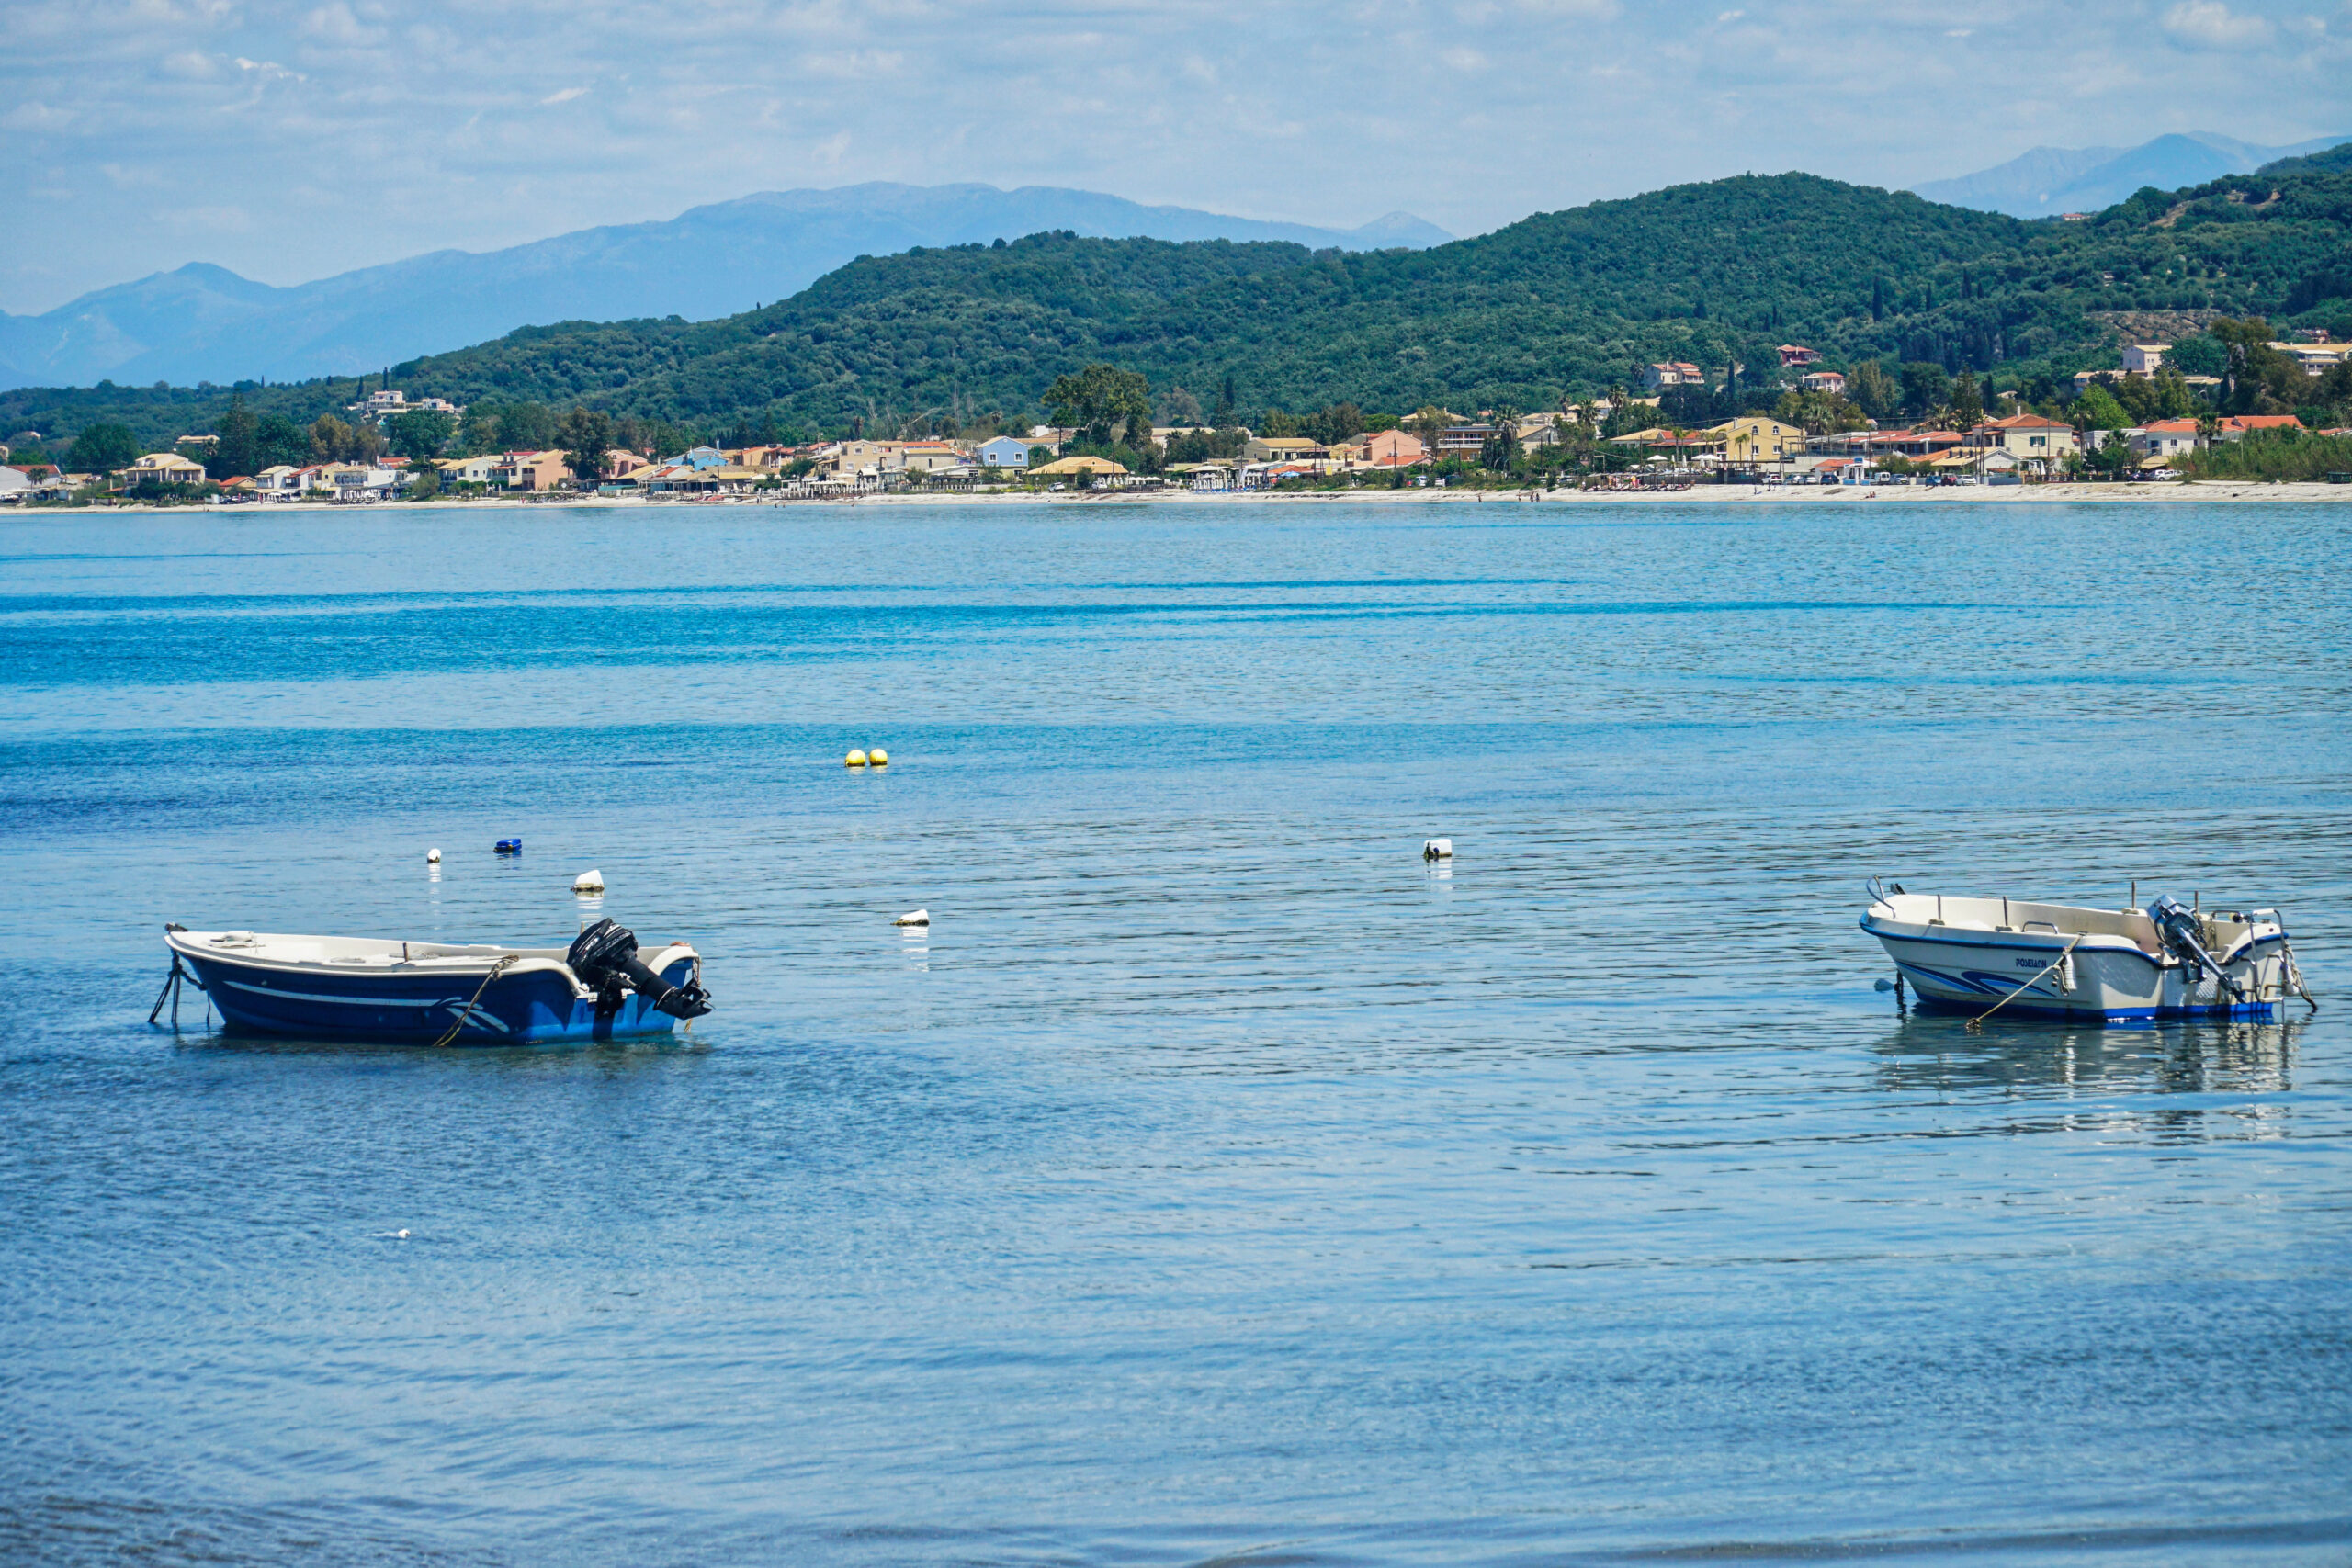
15,479,2352,515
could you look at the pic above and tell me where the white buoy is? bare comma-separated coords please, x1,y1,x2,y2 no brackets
894,908,930,926
571,869,605,894
869,747,889,766
1422,839,1453,861
426,847,441,863
846,749,868,767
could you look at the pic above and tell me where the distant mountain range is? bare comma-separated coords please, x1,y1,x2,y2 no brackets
17,163,2352,450
0,186,1451,392
1912,131,2352,218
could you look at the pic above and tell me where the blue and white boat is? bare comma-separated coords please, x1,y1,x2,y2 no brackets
1860,882,2312,1023
161,919,710,1044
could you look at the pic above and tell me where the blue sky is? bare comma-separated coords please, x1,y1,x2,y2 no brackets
5,0,2349,313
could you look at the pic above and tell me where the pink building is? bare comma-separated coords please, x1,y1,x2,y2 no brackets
1360,430,1426,466
1778,344,1822,367
491,450,575,491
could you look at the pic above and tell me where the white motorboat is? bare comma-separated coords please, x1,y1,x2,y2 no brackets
1860,879,2312,1022
156,918,710,1044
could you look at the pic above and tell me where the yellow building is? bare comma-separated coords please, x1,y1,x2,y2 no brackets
1031,455,1129,478
1707,417,1807,465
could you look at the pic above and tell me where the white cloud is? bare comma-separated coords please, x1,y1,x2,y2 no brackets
2161,1,2275,49
6,0,2351,315
300,2,381,44
2,101,75,130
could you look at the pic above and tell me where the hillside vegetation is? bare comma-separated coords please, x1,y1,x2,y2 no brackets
11,167,2352,447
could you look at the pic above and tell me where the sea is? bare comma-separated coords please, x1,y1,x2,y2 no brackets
1,498,2346,1566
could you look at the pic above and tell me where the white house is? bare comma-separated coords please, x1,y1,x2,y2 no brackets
435,455,501,488
2121,344,2169,375
2127,421,2201,461
126,451,209,485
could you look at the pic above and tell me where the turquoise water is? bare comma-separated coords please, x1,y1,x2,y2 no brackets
2,501,2347,1564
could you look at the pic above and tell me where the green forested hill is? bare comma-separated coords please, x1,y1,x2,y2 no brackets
12,167,2352,446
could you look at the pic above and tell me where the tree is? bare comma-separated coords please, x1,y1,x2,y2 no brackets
464,400,555,454
2087,429,2134,479
388,408,456,460
1847,361,1900,420
65,422,139,474
1300,402,1365,445
211,394,258,479
1899,362,1950,418
459,404,504,455
1213,374,1238,427
310,415,355,464
1773,389,1867,435
2168,335,2226,378
1950,370,1983,431
2207,317,2305,412
558,406,616,488
1044,364,1151,447
255,412,308,469
2072,384,2132,431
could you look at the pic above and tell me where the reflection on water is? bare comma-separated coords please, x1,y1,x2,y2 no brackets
1873,1012,2302,1098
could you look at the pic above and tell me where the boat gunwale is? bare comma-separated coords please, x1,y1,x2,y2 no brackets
1859,912,2286,965
165,929,698,992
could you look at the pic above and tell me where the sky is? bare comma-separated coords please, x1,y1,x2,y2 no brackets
6,0,2350,315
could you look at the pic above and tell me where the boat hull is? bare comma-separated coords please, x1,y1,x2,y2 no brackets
171,938,699,1045
1861,915,2289,1023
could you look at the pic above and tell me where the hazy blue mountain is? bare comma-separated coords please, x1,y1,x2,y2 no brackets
0,185,1451,391
1913,131,2351,218
1908,144,2123,216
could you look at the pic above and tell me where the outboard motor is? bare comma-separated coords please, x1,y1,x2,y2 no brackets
2146,896,2243,1001
567,919,712,1020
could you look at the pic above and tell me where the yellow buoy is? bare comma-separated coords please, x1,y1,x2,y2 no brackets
868,748,888,767
845,749,867,767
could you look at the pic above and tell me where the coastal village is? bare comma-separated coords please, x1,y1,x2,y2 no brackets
4,336,2347,505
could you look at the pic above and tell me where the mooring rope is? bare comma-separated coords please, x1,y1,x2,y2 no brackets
147,954,206,1028
1968,934,2085,1032
431,955,517,1048
2280,939,2320,1013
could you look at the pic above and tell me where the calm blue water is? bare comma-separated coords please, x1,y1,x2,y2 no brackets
2,500,2348,1566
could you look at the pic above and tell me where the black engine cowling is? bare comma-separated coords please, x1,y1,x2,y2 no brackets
567,919,713,1020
